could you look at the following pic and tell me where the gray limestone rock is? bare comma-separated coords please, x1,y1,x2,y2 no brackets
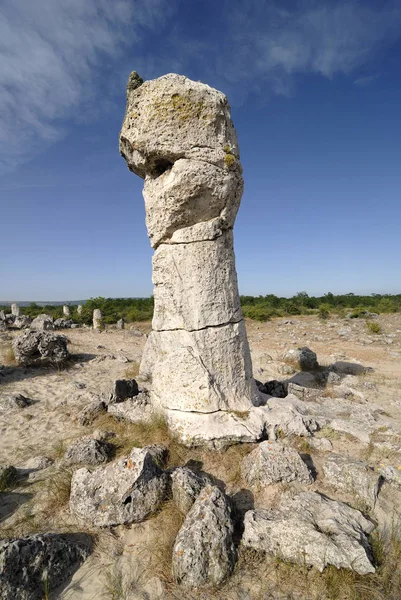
30,314,54,331
69,447,168,526
92,309,103,330
63,305,70,316
77,400,107,426
172,485,236,587
54,318,73,329
0,533,91,600
282,347,318,371
12,331,69,367
379,465,401,487
11,303,20,316
107,393,154,424
171,466,209,514
63,436,113,466
5,393,34,408
242,491,375,575
13,315,31,329
117,318,125,329
241,441,313,488
323,454,383,510
22,456,54,471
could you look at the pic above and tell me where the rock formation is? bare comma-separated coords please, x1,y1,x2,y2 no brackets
11,303,20,317
92,309,103,330
63,305,70,317
120,72,260,442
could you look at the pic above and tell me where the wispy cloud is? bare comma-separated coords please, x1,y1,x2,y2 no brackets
173,0,401,102
0,0,168,173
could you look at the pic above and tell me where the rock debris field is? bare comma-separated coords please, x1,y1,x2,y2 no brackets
1,73,401,599
1,313,401,599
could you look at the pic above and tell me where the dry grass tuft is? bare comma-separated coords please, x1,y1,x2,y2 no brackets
0,343,16,366
42,467,73,514
123,361,140,379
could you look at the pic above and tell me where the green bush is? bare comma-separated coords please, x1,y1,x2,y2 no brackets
318,303,331,319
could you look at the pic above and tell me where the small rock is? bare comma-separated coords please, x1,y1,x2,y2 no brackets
129,328,143,336
107,394,154,423
143,444,169,468
258,380,288,398
309,437,333,452
6,394,34,408
77,400,107,426
241,441,313,487
30,314,54,331
63,436,113,466
54,318,73,329
378,465,401,488
13,315,32,329
172,485,236,587
171,467,208,514
22,456,53,471
106,378,139,404
282,347,318,371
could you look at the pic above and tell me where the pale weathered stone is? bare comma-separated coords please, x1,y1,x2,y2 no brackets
242,491,375,575
12,331,69,367
77,400,107,426
323,454,382,510
63,305,70,316
13,315,31,329
92,309,103,330
77,305,83,315
241,441,313,487
30,314,54,331
120,72,260,441
63,436,113,466
172,485,236,587
171,467,209,514
104,378,139,405
282,347,318,371
69,447,168,527
260,395,320,439
107,394,154,424
117,318,125,329
0,533,91,600
379,465,401,487
141,322,258,413
11,303,20,316
165,407,265,449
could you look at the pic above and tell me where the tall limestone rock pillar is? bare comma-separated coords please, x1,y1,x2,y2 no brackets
120,73,262,445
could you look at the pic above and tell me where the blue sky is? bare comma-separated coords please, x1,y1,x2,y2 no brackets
1,0,401,300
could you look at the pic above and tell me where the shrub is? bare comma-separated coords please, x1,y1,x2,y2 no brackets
318,303,331,320
366,320,382,334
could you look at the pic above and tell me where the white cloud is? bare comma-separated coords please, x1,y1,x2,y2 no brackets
0,0,167,173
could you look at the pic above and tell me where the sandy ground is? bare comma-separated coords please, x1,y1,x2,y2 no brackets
1,314,401,599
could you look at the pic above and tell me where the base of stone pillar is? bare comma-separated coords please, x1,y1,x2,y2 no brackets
164,407,267,450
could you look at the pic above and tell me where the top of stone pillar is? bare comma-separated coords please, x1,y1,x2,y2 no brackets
120,72,241,179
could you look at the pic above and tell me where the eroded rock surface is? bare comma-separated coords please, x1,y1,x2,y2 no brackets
69,447,168,526
0,533,91,600
12,331,69,367
323,454,382,509
172,485,236,587
241,441,313,487
120,72,260,442
242,491,375,575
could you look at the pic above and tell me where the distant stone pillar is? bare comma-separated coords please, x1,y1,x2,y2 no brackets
117,318,125,330
11,303,20,317
93,309,103,330
77,305,83,315
63,305,70,317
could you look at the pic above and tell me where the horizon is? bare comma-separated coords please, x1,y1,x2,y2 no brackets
1,0,401,298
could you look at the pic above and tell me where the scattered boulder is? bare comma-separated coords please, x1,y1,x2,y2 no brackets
30,314,54,331
13,315,31,329
323,454,383,510
117,318,125,330
0,465,18,490
172,485,236,587
22,456,53,471
171,467,208,514
54,318,73,329
107,393,154,423
105,378,139,404
63,436,113,466
69,447,169,526
77,400,107,426
261,396,319,439
242,491,375,575
0,533,92,600
241,441,313,488
257,380,288,398
282,347,318,371
12,331,69,367
143,444,169,468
